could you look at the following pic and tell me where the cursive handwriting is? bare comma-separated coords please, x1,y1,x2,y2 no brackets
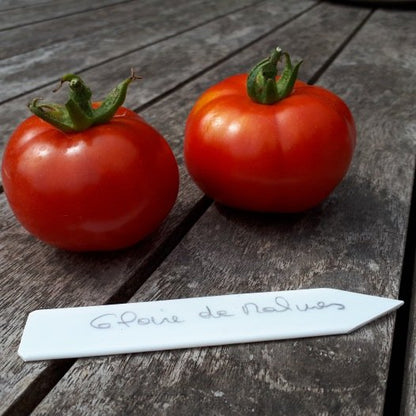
90,311,184,329
199,306,234,319
296,301,345,312
89,296,346,331
242,296,291,315
242,296,345,316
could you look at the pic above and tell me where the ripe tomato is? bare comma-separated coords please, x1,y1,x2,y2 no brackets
2,72,179,251
184,48,356,212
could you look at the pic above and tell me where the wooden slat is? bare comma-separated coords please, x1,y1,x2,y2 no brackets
0,1,321,413
0,0,212,60
0,0,129,30
0,0,50,11
0,0,256,102
30,4,413,416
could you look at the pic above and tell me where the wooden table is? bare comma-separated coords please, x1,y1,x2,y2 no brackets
1,1,415,415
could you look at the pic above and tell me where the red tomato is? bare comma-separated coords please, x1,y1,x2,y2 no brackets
2,102,179,251
184,50,356,213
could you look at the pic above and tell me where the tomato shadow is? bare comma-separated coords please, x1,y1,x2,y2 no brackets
208,172,395,241
213,200,324,231
209,172,408,255
51,229,160,264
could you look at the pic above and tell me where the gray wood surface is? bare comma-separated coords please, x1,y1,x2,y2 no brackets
0,1,319,413
0,0,415,415
31,6,416,416
0,0,257,103
0,0,130,30
29,4,416,416
0,0,52,10
1,0,194,58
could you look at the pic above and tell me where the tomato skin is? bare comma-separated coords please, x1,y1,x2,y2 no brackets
2,106,179,251
184,74,356,212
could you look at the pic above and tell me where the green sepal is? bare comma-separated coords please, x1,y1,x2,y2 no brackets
28,69,140,133
93,75,136,125
247,47,302,105
276,52,303,101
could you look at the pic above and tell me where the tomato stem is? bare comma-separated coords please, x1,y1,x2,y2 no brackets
28,69,141,133
247,47,302,105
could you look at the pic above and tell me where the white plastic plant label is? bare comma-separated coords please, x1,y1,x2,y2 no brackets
18,288,403,361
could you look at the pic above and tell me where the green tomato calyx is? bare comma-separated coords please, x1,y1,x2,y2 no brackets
247,47,302,105
28,69,141,133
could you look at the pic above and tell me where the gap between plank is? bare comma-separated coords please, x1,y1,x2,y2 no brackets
0,0,267,106
0,0,135,32
383,162,416,416
105,195,213,305
2,360,76,416
135,2,320,114
307,7,375,85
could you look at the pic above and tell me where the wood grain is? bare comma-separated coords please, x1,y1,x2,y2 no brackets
30,4,416,416
0,0,258,102
0,0,192,57
1,1,414,415
0,0,130,30
0,1,321,413
0,0,53,11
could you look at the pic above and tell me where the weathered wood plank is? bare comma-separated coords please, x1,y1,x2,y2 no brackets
0,1,322,413
0,0,50,11
0,0,129,30
0,0,206,59
31,4,415,416
0,0,258,102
